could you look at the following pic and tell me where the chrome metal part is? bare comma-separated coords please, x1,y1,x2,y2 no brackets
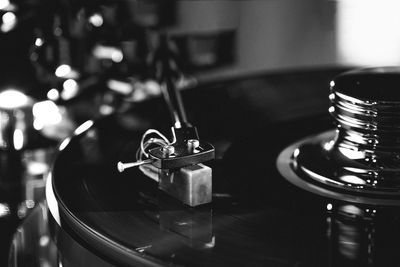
117,159,153,173
161,145,175,157
278,67,400,204
187,139,200,153
277,130,400,206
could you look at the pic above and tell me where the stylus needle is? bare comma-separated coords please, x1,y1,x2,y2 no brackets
117,159,153,172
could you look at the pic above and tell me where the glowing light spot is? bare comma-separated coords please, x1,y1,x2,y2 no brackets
300,166,343,186
132,88,147,102
33,101,62,130
338,0,400,66
45,173,61,225
89,13,103,27
26,200,35,209
205,236,216,248
340,204,363,216
35,37,44,47
0,0,10,10
47,88,59,101
135,245,152,253
144,80,161,95
59,137,71,151
1,12,16,32
0,89,30,109
107,79,132,95
55,64,72,78
111,50,123,63
330,80,335,87
343,167,368,174
33,119,43,130
33,101,61,122
13,129,24,150
326,203,333,211
2,11,14,23
346,131,367,144
27,162,48,176
74,120,93,135
293,148,300,158
61,79,79,100
323,140,335,151
340,175,366,185
0,203,10,217
338,147,365,160
39,235,50,247
93,45,123,62
99,105,113,115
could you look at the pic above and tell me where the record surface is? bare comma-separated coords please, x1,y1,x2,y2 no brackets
46,112,400,266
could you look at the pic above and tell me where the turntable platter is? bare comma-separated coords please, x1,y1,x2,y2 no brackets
45,113,400,266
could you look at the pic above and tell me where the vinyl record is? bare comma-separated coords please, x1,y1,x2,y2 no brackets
38,112,400,267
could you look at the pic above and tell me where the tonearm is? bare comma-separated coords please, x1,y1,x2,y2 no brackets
117,34,215,207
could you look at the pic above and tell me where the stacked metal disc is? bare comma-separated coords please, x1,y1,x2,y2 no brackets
278,67,400,205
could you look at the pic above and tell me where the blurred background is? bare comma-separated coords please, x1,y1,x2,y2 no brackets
3,0,400,84
186,0,400,80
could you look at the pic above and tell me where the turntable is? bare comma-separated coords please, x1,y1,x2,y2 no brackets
4,1,400,267
5,66,400,267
